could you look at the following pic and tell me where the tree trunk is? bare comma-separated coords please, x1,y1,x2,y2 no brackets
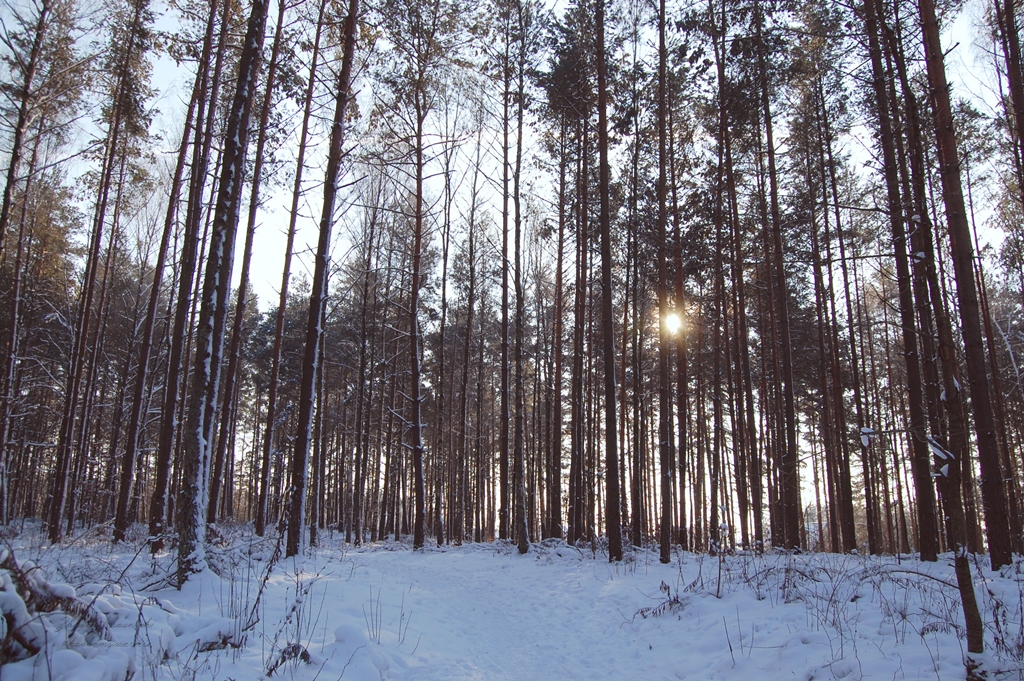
549,117,566,540
410,94,428,551
568,121,589,545
0,138,42,523
209,0,286,525
513,3,530,555
50,0,151,543
596,0,622,562
863,0,941,560
285,0,359,558
177,0,269,583
255,0,326,537
656,0,672,563
754,0,799,549
149,0,225,552
918,0,1013,570
499,12,512,542
113,80,196,542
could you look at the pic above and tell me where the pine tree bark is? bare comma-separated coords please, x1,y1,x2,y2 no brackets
352,182,382,546
50,0,151,543
549,117,566,540
457,123,484,543
498,10,512,542
918,0,1013,570
0,138,42,523
512,1,530,555
753,0,799,549
862,0,940,561
209,0,286,525
595,0,622,562
668,100,690,550
656,0,672,563
255,0,326,536
285,0,360,558
113,81,196,542
177,0,269,583
995,0,1024,201
568,121,589,545
814,83,857,552
308,317,327,547
149,0,225,552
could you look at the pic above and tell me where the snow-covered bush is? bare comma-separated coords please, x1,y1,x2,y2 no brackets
0,548,134,680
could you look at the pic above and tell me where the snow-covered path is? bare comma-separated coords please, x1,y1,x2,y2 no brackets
229,540,978,680
2,530,1007,681
331,543,678,680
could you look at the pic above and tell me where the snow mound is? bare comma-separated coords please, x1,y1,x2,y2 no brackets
0,549,132,681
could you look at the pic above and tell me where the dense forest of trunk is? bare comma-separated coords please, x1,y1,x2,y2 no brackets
3,0,1024,649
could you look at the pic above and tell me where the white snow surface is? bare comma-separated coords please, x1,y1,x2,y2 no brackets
3,523,1023,680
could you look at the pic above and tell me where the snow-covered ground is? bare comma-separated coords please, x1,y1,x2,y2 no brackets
2,523,1022,680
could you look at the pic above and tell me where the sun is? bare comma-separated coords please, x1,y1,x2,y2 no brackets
664,313,682,334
